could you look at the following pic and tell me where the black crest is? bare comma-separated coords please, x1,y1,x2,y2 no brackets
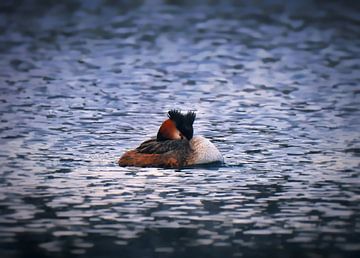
168,109,196,140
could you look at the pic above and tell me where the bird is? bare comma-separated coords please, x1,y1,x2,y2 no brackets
118,110,223,168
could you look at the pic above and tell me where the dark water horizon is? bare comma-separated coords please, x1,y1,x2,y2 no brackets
0,1,359,257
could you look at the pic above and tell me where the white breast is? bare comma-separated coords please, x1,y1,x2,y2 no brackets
190,136,224,165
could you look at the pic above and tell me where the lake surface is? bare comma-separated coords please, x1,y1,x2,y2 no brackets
0,1,359,257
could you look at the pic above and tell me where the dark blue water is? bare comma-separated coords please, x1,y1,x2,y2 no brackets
0,1,359,257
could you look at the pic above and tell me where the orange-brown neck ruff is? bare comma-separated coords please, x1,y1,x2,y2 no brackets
157,119,183,141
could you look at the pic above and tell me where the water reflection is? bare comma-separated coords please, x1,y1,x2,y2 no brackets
0,0,359,257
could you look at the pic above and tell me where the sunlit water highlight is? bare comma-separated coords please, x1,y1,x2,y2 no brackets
0,1,359,257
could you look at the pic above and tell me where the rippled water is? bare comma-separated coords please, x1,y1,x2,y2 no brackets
0,1,359,257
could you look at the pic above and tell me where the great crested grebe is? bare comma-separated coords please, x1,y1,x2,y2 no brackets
118,110,223,168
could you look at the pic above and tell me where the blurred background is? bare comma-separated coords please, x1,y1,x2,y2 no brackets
0,0,359,258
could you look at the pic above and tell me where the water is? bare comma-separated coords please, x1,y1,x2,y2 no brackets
0,1,359,257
